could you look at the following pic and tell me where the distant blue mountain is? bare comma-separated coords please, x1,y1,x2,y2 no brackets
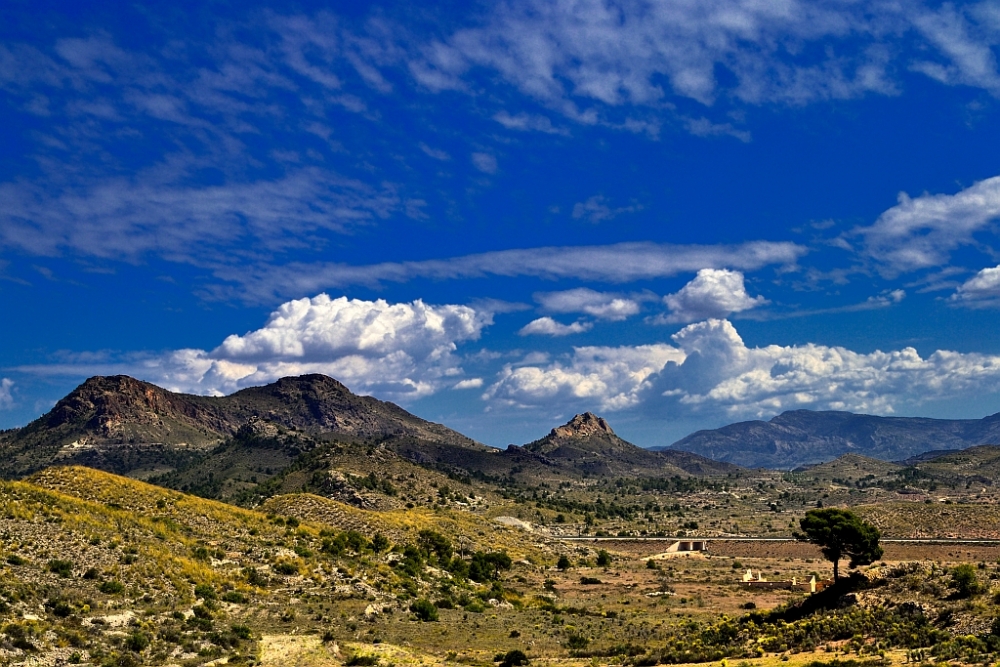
660,410,1000,469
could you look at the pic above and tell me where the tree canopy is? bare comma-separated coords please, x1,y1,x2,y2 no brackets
795,508,883,581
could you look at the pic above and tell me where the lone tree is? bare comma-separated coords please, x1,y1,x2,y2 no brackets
795,507,883,581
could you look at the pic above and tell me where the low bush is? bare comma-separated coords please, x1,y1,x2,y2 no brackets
47,559,73,577
410,598,439,621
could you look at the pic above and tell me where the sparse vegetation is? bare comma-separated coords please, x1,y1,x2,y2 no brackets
6,411,1000,667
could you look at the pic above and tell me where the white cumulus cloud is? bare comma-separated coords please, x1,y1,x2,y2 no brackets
484,319,1000,420
653,319,1000,418
535,288,641,321
485,344,684,411
518,317,593,337
660,269,767,323
129,294,493,401
950,265,1000,308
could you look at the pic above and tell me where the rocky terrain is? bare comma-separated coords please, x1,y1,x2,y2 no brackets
7,378,1000,666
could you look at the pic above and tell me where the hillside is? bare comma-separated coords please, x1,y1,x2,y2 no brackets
664,409,1000,468
0,465,577,666
507,412,740,478
793,453,903,480
0,374,486,478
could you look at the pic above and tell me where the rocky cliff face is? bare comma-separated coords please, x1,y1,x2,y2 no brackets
550,412,615,439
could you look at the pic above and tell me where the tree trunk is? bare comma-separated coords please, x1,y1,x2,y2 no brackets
833,559,840,581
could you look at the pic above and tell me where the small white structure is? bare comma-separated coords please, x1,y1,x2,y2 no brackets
665,540,707,553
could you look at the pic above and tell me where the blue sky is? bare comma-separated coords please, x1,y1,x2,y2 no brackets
4,0,1000,447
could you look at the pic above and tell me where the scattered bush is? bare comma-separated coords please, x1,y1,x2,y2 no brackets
951,564,982,598
231,624,253,640
243,567,267,586
274,561,300,575
99,580,125,594
497,649,529,666
124,632,150,652
194,584,216,600
47,559,73,577
410,598,439,621
371,533,390,553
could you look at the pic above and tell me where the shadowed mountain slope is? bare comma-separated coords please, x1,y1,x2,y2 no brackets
663,409,1000,469
0,374,485,478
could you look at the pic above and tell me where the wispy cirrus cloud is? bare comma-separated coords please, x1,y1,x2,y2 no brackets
216,241,806,301
571,195,642,223
0,379,14,410
0,169,405,264
405,0,1000,138
535,288,642,321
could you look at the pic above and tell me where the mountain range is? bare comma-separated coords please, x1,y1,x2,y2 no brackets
663,409,1000,469
0,375,733,507
5,374,1000,485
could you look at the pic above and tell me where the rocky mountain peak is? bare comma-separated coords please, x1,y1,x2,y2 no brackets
550,412,615,439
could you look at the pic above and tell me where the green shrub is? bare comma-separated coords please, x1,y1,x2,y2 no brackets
951,564,982,597
6,554,26,566
410,598,439,621
243,567,267,586
498,649,529,666
231,624,253,640
371,533,390,553
221,591,248,604
124,632,150,652
194,584,216,600
345,654,379,666
47,559,74,577
99,580,125,594
274,561,299,575
51,600,73,617
192,604,214,619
